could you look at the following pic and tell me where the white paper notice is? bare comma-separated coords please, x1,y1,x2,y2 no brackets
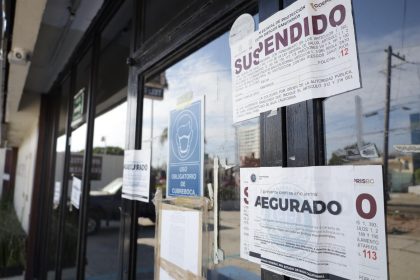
71,177,82,209
159,209,201,279
53,181,62,206
122,149,151,202
2,173,10,181
241,166,387,280
230,0,361,123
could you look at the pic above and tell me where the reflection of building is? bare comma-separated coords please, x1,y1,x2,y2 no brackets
236,124,260,165
388,155,414,192
55,152,123,191
69,153,102,180
410,113,420,173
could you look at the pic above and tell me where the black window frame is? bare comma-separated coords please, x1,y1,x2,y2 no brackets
28,1,127,280
121,0,258,279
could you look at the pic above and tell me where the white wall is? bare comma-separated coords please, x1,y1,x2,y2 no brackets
13,120,39,233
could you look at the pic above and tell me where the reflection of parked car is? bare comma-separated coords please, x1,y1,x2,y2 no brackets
88,177,156,234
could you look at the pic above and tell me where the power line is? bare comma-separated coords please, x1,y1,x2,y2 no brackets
359,43,420,55
401,0,407,49
327,126,413,141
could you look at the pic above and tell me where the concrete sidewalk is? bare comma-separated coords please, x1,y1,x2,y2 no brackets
387,193,420,279
388,233,420,279
389,193,420,206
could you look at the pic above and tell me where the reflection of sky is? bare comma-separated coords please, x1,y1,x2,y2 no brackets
325,0,420,159
142,32,237,168
354,0,420,41
59,102,127,152
61,1,420,163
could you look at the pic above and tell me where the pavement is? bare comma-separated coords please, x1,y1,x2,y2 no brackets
60,219,156,280
5,194,420,279
389,193,420,205
387,193,420,279
388,233,420,279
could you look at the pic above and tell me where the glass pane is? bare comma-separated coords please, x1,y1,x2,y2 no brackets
85,103,127,278
61,49,91,280
85,2,131,278
324,1,420,278
46,78,70,279
141,30,261,279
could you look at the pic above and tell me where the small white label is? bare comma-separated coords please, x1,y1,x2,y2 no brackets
53,182,62,205
71,177,82,209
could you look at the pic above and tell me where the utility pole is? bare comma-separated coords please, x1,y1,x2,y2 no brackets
383,45,405,201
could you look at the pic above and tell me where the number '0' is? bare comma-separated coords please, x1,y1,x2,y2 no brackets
356,193,377,219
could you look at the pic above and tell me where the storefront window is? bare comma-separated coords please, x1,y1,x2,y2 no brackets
60,48,92,279
85,2,131,278
85,102,127,278
324,1,420,278
141,30,261,279
46,77,70,279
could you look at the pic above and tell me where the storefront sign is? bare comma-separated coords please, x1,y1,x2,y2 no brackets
71,88,85,128
240,165,387,280
69,153,102,180
71,176,82,209
167,97,204,197
122,149,151,202
230,0,361,123
360,143,379,158
144,86,164,100
394,144,420,153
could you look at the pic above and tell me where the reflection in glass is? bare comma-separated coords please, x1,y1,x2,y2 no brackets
141,31,261,279
85,102,127,278
46,78,70,279
60,123,87,280
85,1,131,278
60,47,92,280
324,1,420,278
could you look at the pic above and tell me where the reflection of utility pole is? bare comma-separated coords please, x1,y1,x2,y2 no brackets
101,136,107,155
384,46,406,200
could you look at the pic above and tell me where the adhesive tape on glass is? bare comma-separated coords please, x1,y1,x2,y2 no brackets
229,13,255,47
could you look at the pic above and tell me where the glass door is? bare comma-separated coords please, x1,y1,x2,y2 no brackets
140,29,261,279
45,78,70,279
60,49,92,280
84,1,131,278
324,1,420,278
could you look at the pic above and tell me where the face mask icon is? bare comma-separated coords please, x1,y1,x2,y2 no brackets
176,118,193,159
